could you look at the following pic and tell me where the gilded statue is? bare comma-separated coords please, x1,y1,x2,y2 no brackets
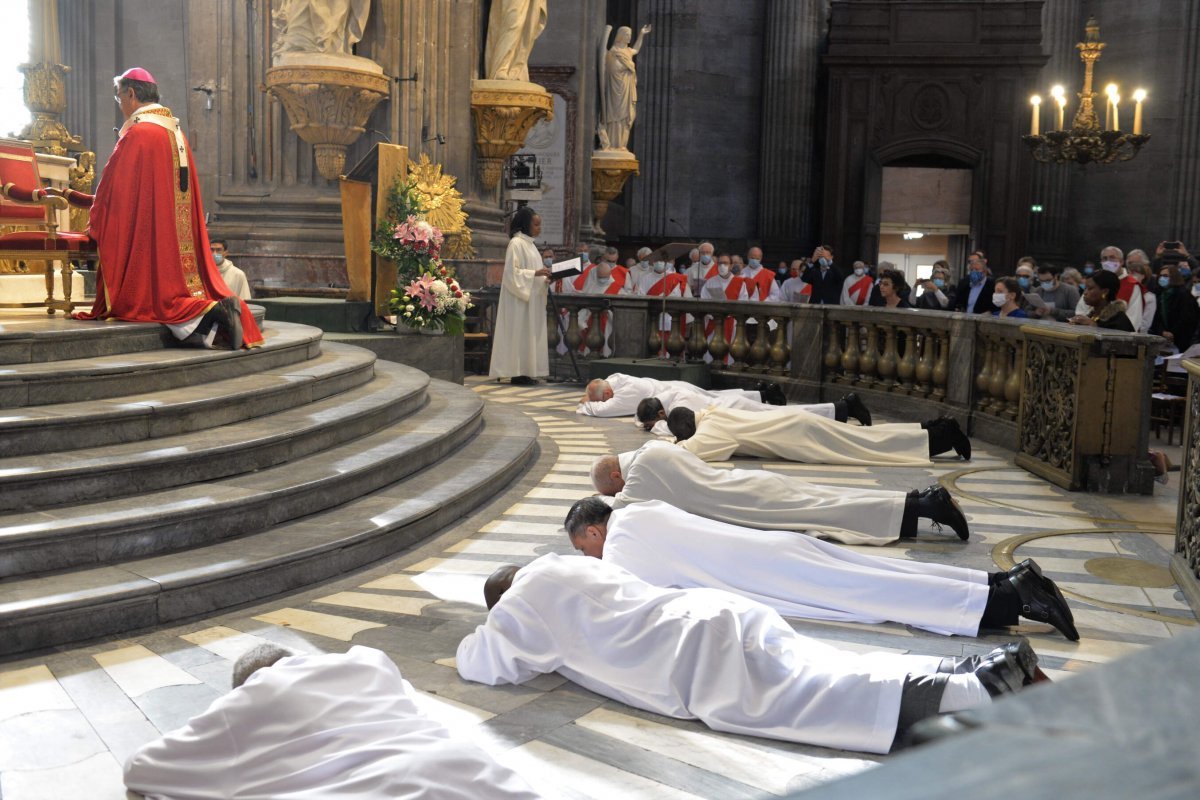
484,0,548,82
272,0,371,62
598,23,651,152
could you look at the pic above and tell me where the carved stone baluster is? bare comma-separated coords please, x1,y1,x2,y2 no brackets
729,314,751,370
896,326,916,394
687,314,708,360
769,316,790,375
647,316,663,356
749,318,770,371
709,314,730,364
931,332,949,401
987,338,1009,415
839,321,860,384
914,331,934,397
877,323,898,389
585,307,606,356
666,312,686,359
857,324,879,389
547,307,558,350
565,308,583,354
824,319,843,380
975,335,994,411
1004,339,1023,419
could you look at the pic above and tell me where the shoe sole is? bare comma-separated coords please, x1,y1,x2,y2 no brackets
934,487,970,540
1023,560,1080,640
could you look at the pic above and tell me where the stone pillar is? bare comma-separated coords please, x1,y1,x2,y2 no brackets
624,0,674,240
1028,0,1081,263
1171,0,1200,247
758,0,828,253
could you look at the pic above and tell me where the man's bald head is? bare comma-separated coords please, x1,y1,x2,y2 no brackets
590,455,624,495
484,564,521,609
586,378,613,402
666,407,697,440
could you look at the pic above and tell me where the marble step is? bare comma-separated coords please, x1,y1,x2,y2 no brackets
0,358,431,512
0,320,321,409
0,379,483,578
0,404,539,654
0,342,376,456
0,306,268,365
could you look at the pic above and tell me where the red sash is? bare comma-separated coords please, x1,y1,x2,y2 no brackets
846,275,874,305
746,269,775,301
1117,275,1139,304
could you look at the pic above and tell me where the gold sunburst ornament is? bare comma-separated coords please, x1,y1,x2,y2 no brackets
407,154,475,258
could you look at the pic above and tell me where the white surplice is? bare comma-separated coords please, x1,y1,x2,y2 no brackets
612,440,904,544
680,405,931,465
125,646,541,800
645,386,834,436
577,372,758,417
456,554,952,754
602,500,988,635
489,232,549,379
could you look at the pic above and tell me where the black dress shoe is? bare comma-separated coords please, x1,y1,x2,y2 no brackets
906,710,986,747
839,392,872,426
973,640,1039,698
1008,559,1080,641
216,296,244,350
510,375,538,386
914,485,970,540
757,381,788,406
926,416,971,460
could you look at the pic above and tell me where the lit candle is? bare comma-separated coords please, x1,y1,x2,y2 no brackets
1105,84,1118,131
1051,85,1066,130
1133,88,1146,135
1112,93,1120,132
1030,95,1041,136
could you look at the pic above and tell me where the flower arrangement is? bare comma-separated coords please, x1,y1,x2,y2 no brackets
373,178,471,334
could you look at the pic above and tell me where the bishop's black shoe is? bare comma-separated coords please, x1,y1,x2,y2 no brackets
913,485,970,540
839,392,872,426
973,640,1040,698
1008,559,1080,641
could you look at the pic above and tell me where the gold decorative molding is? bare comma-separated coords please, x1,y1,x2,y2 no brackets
265,64,390,180
18,62,82,156
67,150,94,232
469,80,553,191
407,153,473,257
590,151,639,234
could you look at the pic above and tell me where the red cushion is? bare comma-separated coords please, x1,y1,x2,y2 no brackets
0,230,96,252
0,198,47,222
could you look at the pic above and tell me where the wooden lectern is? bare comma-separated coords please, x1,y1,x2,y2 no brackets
340,143,409,316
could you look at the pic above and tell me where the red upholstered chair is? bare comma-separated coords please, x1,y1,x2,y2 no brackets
0,138,97,314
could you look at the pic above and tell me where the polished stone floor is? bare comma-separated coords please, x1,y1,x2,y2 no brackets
0,378,1190,799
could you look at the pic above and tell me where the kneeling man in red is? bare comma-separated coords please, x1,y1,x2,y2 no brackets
65,67,262,349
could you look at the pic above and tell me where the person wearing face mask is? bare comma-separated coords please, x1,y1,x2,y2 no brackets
840,260,874,306
700,255,749,360
625,246,656,295
208,239,252,301
914,261,955,310
954,251,996,313
776,261,789,284
780,260,811,303
1074,246,1141,329
1126,250,1156,334
802,245,842,305
741,247,782,301
1150,264,1200,350
991,277,1027,319
683,242,716,296
1080,261,1096,279
1032,265,1079,321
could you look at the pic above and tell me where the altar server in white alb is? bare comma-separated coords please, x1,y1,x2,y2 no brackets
459,555,1049,755
577,372,781,417
124,645,542,800
592,440,970,542
564,497,1079,640
489,206,552,385
667,404,972,464
635,388,872,435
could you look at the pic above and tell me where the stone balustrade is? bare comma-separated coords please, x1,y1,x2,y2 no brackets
1172,358,1200,616
473,290,1162,494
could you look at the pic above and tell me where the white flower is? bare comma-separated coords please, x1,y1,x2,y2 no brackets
405,304,414,312
403,310,412,317
431,279,448,295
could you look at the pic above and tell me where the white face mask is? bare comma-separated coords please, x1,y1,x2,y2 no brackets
1101,259,1121,273
653,261,666,274
992,292,1009,307
638,260,649,269
853,267,864,277
717,264,731,278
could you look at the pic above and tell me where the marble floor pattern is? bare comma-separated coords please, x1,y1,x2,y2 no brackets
0,377,1190,799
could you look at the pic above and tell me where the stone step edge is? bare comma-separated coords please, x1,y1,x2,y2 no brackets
0,380,486,577
0,343,378,456
0,406,539,655
0,360,433,512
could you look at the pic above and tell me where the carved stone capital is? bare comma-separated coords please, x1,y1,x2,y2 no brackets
18,62,81,157
590,151,640,234
469,80,554,191
265,64,390,180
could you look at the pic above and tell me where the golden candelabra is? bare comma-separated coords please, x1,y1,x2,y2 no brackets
1022,16,1150,165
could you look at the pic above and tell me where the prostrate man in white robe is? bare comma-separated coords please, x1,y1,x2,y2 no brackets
591,439,970,542
577,372,777,417
459,555,1049,755
125,645,542,800
564,497,1079,640
634,388,871,435
667,405,972,464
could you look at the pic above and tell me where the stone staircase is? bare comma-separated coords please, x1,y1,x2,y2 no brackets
0,311,538,655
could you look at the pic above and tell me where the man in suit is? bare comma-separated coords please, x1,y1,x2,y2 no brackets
955,251,996,313
801,244,843,305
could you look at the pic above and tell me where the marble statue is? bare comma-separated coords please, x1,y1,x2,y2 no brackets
272,0,372,62
484,0,548,83
598,23,652,152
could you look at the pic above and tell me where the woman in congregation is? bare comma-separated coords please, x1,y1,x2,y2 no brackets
991,277,1028,319
914,261,956,310
877,268,912,309
1069,270,1134,331
1150,264,1200,350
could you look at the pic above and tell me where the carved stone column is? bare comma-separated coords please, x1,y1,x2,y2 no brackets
759,0,828,252
19,0,86,158
1171,0,1200,248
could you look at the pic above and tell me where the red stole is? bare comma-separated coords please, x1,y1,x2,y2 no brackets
745,269,775,300
846,274,874,305
1117,275,1139,304
76,116,263,347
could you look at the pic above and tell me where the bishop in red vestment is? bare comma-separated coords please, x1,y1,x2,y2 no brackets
72,68,263,350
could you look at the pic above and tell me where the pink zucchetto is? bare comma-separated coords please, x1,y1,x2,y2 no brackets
116,67,157,84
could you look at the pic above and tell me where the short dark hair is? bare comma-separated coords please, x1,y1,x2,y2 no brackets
115,77,160,103
996,276,1024,304
484,564,521,609
880,268,909,295
509,206,538,238
666,407,697,440
564,497,613,538
1037,264,1060,278
1089,269,1120,302
209,238,227,249
635,397,664,426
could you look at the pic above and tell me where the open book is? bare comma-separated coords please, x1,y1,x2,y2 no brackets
550,257,583,280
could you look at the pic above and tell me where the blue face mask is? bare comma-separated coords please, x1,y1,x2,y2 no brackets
213,254,225,265
818,257,831,268
1017,276,1031,290
700,254,713,266
579,252,589,263
932,278,945,289
1040,280,1055,291
777,266,788,275
1083,266,1095,276
969,270,984,286
1159,276,1171,288
1182,268,1193,279
748,258,761,268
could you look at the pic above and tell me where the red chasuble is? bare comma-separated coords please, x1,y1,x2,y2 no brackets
75,107,263,348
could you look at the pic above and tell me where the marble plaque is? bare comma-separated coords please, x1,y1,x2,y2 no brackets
516,92,568,246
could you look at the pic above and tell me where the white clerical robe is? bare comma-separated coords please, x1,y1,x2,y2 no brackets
603,501,988,635
577,372,758,417
125,646,541,800
457,554,951,754
613,440,904,545
645,386,834,436
681,406,931,465
217,258,252,301
700,273,748,300
490,232,549,379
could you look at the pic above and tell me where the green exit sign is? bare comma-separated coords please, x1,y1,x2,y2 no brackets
1031,204,1044,213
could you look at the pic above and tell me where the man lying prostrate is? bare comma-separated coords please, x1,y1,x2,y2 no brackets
458,555,1050,755
564,497,1079,640
124,645,542,800
635,389,872,435
667,405,972,464
591,440,969,542
577,372,785,417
